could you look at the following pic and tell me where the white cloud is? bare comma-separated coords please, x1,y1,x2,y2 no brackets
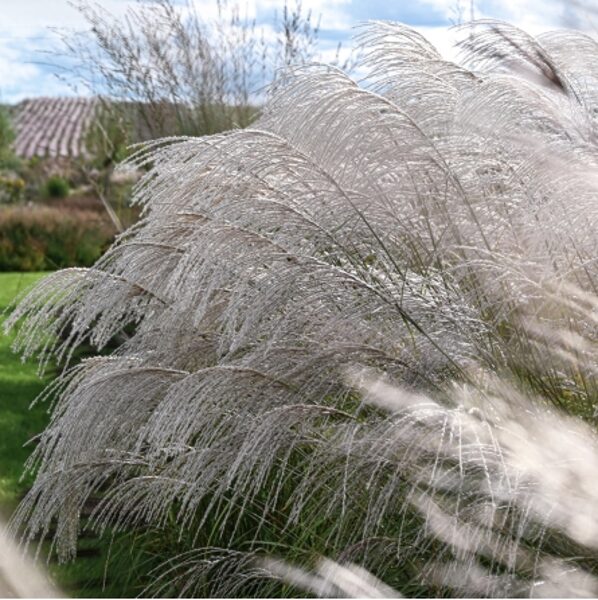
407,0,571,31
482,0,565,30
413,25,459,61
0,37,75,103
255,0,353,30
0,0,137,36
182,0,353,31
0,0,137,102
0,0,588,103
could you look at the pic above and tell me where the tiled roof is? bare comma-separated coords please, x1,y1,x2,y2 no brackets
12,97,98,160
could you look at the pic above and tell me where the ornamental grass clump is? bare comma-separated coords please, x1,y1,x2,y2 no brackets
4,20,598,597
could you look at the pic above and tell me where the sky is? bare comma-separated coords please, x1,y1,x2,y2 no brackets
0,0,592,103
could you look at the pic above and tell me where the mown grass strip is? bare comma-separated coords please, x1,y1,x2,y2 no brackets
0,272,50,515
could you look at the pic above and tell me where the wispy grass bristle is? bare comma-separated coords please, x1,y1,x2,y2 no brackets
3,19,598,597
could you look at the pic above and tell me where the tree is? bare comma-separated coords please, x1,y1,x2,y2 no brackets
0,106,18,170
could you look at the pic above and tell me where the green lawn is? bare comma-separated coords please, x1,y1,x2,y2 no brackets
0,272,51,516
0,272,152,597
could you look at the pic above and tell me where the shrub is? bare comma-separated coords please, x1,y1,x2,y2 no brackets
0,175,25,204
43,175,70,199
0,106,18,170
4,21,598,598
0,206,115,271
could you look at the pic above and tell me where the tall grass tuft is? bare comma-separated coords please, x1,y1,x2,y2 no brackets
4,20,598,596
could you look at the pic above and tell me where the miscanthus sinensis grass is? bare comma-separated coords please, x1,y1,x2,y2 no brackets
4,20,598,597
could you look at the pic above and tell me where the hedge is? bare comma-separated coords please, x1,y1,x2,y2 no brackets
0,206,115,271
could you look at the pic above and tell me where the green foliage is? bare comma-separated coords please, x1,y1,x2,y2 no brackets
43,175,70,199
85,105,132,169
0,106,18,171
0,273,147,597
0,207,115,271
0,272,50,513
0,175,25,204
